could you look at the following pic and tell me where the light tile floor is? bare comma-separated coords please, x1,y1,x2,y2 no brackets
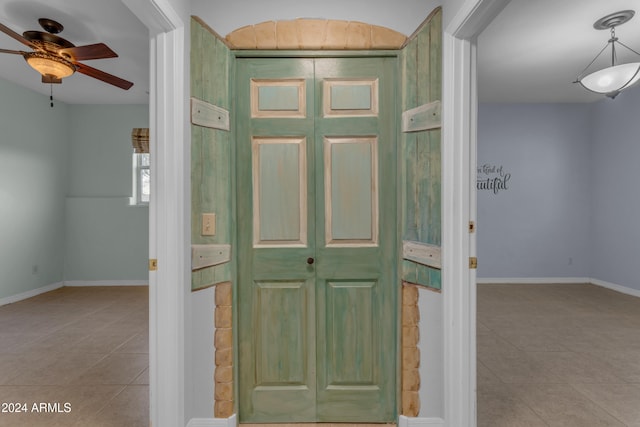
5,283,637,427
0,286,148,427
478,283,640,427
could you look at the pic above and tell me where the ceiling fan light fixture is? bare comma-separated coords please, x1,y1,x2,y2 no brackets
574,10,640,99
24,51,75,80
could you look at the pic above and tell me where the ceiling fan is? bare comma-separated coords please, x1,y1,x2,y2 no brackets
0,18,133,90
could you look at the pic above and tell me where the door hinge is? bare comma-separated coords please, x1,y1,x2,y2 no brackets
469,221,476,233
149,259,158,271
469,257,478,269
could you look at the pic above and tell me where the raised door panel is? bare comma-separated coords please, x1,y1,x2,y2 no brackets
325,280,376,386
251,79,306,118
249,279,316,420
324,137,378,246
254,281,310,386
252,137,307,247
323,78,379,117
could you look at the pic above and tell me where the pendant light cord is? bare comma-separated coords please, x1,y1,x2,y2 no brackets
610,28,617,67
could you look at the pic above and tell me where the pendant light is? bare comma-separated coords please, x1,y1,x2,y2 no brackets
574,10,640,99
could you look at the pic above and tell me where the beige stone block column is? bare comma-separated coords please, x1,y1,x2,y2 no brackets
401,283,421,417
214,282,234,418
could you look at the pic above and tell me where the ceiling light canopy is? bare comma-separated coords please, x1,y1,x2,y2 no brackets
574,10,640,99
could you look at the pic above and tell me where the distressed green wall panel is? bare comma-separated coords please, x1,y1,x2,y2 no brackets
400,8,442,290
191,18,233,290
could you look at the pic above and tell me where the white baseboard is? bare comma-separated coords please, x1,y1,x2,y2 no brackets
477,277,640,298
476,277,590,284
590,278,640,298
64,280,148,287
186,414,236,427
399,415,445,427
0,281,64,307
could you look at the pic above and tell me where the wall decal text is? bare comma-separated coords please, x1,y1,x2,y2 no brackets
477,164,511,194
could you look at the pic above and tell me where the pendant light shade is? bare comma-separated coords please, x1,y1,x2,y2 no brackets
579,62,640,97
574,10,640,99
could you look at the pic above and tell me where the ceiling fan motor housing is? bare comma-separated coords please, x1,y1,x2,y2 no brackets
23,30,75,53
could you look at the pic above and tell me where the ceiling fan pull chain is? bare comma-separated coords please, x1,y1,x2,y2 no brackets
50,84,54,108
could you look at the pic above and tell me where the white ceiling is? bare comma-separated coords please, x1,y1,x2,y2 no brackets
1,0,639,105
478,0,640,103
0,0,149,105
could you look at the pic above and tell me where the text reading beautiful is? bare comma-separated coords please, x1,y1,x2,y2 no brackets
477,163,510,194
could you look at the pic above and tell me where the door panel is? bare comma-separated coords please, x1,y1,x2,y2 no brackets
249,277,316,420
251,78,306,118
252,137,307,246
323,78,379,117
238,56,396,423
324,136,378,245
255,280,310,385
325,280,376,385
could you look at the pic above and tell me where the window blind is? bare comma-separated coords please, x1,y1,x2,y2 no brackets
132,128,149,153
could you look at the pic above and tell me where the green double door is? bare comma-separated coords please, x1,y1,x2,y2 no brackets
237,56,397,423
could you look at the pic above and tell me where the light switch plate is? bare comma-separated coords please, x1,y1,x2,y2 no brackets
201,213,216,236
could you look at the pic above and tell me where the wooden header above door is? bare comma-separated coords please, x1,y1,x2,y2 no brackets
225,19,407,50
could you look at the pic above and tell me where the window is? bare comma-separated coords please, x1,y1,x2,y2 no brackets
132,152,150,205
130,128,150,206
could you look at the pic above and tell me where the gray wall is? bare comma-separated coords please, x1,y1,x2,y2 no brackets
477,103,592,278
0,77,149,300
64,105,149,281
590,87,640,291
0,78,69,300
478,85,640,292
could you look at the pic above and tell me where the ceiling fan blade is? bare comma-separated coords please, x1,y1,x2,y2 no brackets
0,48,25,55
74,62,133,90
59,43,117,61
0,22,38,49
